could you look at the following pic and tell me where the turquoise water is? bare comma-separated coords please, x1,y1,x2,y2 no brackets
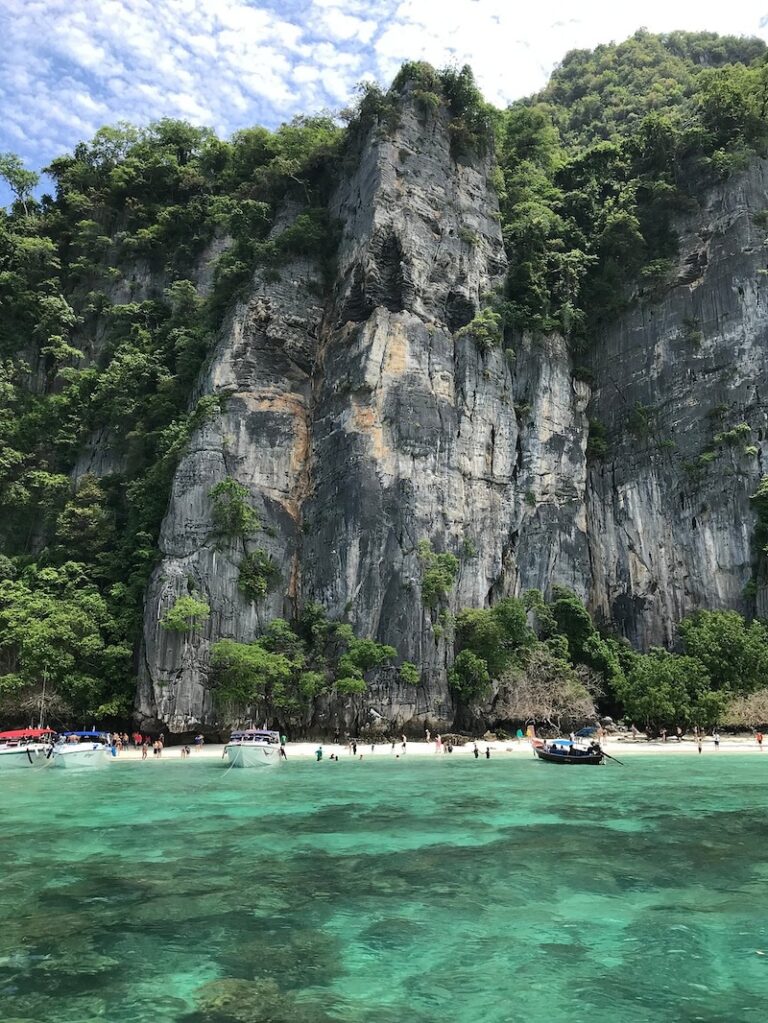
2,754,768,1022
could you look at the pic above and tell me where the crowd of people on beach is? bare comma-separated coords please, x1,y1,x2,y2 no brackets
627,723,766,752
90,730,209,759
314,731,495,762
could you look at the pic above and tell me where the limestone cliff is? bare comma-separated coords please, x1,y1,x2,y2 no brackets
587,161,768,647
137,91,591,733
136,90,768,735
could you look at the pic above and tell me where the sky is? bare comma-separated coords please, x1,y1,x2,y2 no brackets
1,0,768,180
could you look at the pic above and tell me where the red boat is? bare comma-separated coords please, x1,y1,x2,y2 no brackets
0,727,55,769
0,728,55,740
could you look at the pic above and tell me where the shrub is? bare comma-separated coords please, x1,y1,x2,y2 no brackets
414,90,442,116
336,676,367,695
160,594,210,633
239,549,281,602
418,540,459,608
586,419,609,459
400,661,420,685
457,307,503,351
209,478,259,539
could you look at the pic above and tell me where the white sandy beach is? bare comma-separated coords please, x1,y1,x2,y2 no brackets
110,734,768,763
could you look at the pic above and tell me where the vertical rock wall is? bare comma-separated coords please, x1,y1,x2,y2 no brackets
587,161,768,647
137,93,591,732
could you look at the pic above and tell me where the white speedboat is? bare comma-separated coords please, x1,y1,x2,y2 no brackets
51,731,113,768
0,728,54,769
224,729,282,768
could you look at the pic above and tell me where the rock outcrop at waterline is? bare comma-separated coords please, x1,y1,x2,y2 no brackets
136,89,768,734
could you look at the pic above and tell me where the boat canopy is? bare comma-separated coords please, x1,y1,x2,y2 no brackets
58,730,109,738
229,729,280,742
0,727,55,739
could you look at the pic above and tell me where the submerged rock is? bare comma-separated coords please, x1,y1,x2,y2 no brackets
191,977,334,1023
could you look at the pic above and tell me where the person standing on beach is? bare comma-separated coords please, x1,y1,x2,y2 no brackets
485,746,491,759
757,731,764,751
661,728,667,742
697,736,703,754
401,734,407,753
351,740,357,756
676,726,683,742
315,745,323,762
473,743,479,759
713,731,720,749
141,741,148,760
425,728,431,743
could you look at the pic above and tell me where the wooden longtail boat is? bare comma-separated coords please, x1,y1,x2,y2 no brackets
532,738,605,766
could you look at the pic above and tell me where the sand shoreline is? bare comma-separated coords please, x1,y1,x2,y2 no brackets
107,735,768,763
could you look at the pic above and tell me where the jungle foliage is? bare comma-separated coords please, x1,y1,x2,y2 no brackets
209,604,415,725
450,585,768,732
495,29,768,343
0,115,344,723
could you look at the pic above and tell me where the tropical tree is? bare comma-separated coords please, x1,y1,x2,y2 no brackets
678,610,768,693
0,152,39,213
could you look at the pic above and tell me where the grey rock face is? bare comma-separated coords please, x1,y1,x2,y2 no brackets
587,160,768,647
137,94,591,733
137,259,324,731
137,89,768,734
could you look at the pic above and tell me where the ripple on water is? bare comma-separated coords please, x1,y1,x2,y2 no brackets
2,755,768,1022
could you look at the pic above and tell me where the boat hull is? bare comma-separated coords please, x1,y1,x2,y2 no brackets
225,743,280,768
534,747,604,765
0,744,51,769
52,745,112,768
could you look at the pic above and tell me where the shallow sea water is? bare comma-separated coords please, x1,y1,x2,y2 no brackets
2,753,768,1023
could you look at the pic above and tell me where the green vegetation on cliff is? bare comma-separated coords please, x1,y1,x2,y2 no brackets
496,29,768,341
209,606,409,723
0,116,342,723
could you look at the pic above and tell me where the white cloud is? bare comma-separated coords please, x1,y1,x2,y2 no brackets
321,9,377,44
0,0,766,179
